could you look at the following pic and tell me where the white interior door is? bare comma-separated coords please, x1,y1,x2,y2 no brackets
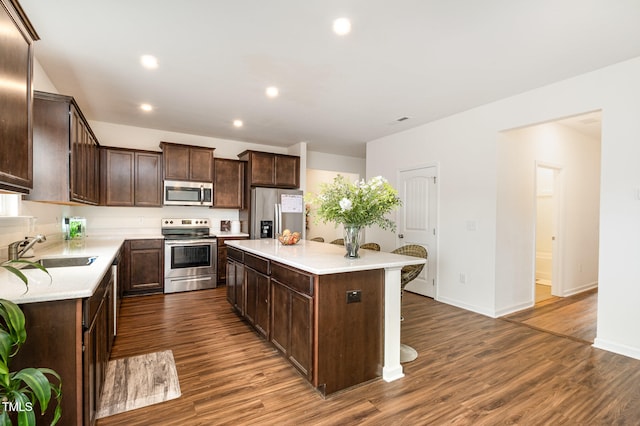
397,166,438,298
535,163,563,299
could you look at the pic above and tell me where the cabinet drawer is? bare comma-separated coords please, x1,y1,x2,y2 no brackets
245,253,270,275
271,262,313,296
129,239,163,250
227,246,244,262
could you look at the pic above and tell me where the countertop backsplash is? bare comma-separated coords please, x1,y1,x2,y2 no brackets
0,200,245,262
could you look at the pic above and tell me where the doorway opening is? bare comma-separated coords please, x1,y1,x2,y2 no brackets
502,110,601,343
535,164,560,303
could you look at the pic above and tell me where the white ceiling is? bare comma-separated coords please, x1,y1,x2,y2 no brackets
19,1,640,157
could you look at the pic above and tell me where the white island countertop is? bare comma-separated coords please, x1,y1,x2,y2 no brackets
0,237,125,304
226,239,425,275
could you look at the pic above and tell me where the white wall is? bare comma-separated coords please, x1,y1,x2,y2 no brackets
367,56,640,360
307,151,365,177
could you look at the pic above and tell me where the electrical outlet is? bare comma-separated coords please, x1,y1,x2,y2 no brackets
346,290,361,303
459,273,467,284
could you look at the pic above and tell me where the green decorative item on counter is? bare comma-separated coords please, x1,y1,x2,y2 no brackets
0,264,61,425
69,222,80,239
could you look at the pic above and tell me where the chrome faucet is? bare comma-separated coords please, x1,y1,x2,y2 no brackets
7,234,47,261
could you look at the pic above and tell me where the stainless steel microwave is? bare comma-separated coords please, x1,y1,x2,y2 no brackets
164,180,213,206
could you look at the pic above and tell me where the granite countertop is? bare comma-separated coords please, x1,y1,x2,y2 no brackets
0,237,125,304
226,239,425,275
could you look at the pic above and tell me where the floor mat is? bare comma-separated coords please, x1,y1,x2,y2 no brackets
97,350,181,419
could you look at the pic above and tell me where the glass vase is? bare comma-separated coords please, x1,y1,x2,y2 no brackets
343,224,363,258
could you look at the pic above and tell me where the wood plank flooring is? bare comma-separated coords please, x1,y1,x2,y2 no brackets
97,287,640,425
504,288,597,343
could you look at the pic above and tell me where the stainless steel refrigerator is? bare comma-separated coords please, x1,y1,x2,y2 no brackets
250,187,304,239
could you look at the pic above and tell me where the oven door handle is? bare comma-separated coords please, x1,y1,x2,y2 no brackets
165,239,216,246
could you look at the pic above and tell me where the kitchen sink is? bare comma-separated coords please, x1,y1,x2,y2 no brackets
23,256,98,269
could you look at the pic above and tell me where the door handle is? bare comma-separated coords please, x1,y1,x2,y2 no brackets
398,234,404,239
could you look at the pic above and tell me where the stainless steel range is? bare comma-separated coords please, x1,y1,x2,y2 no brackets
162,218,217,293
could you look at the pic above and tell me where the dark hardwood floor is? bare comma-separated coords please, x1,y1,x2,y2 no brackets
97,287,640,425
503,288,597,343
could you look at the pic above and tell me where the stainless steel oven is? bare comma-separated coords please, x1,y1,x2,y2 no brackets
162,218,217,293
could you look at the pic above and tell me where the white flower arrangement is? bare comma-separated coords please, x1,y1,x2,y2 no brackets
306,175,402,231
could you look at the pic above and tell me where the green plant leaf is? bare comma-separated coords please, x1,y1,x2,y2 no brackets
0,411,12,426
13,368,52,414
0,330,12,366
0,265,29,288
6,260,50,278
13,390,36,426
0,300,26,349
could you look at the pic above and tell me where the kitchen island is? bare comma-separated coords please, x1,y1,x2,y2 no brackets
226,239,426,395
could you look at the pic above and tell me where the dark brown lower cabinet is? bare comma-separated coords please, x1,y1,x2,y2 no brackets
123,239,164,295
14,266,114,426
84,281,110,426
226,247,245,314
245,264,270,338
227,247,383,396
270,269,313,380
217,236,248,286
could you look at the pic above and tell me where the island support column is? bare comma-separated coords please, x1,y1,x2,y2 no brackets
382,266,404,381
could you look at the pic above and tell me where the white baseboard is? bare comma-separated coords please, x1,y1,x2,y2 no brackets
562,281,598,297
495,301,535,317
593,337,640,361
436,296,496,318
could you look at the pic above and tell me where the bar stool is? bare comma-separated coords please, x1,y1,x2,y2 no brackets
391,244,427,363
360,242,380,251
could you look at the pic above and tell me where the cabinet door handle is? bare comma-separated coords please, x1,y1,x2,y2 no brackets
398,234,404,239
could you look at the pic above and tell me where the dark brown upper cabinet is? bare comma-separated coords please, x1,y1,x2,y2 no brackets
160,141,214,182
100,147,162,207
26,91,100,205
238,150,300,189
0,0,39,193
213,158,244,209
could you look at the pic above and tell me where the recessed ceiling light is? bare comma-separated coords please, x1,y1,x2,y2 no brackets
233,120,243,128
140,103,153,112
333,18,351,36
140,55,158,69
265,86,279,98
